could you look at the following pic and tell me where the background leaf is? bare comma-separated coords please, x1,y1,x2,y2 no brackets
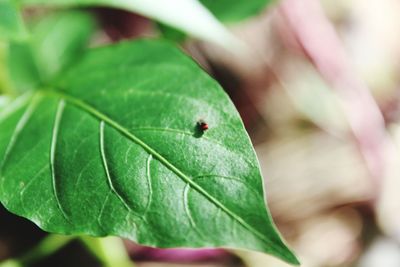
157,0,274,43
0,40,298,265
0,42,15,94
0,96,11,111
19,0,241,50
0,0,26,41
200,0,274,22
7,10,96,93
7,42,41,93
30,10,97,80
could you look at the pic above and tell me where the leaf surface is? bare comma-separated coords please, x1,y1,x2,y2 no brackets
158,0,274,43
200,0,274,22
0,40,298,265
0,0,26,40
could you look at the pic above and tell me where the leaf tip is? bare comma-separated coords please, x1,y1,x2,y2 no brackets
274,240,300,266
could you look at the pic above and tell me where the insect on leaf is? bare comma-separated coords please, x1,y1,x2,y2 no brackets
0,40,299,265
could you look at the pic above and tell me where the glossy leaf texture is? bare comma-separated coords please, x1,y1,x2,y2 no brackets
200,0,274,22
18,0,240,50
0,40,298,265
7,10,96,93
0,0,26,40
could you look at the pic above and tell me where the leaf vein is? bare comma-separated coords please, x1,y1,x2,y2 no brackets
99,121,143,220
183,184,196,228
0,95,39,175
97,191,111,231
50,99,71,221
143,154,153,216
45,91,274,248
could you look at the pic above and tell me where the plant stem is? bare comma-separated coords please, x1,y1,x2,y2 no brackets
80,236,135,267
0,235,135,267
0,234,75,267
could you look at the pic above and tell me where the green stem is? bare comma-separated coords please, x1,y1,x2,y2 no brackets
0,234,75,267
80,236,135,267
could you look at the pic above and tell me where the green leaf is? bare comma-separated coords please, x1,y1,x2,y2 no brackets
7,42,41,93
157,0,273,44
200,0,273,22
19,0,241,50
0,96,11,110
0,40,298,265
7,10,96,93
0,0,26,40
0,42,15,94
30,10,97,80
157,23,187,43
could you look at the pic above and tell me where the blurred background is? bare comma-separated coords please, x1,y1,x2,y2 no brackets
2,0,400,266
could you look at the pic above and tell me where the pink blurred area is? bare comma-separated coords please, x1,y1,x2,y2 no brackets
126,242,233,264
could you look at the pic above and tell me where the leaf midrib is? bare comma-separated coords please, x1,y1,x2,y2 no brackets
40,89,278,250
